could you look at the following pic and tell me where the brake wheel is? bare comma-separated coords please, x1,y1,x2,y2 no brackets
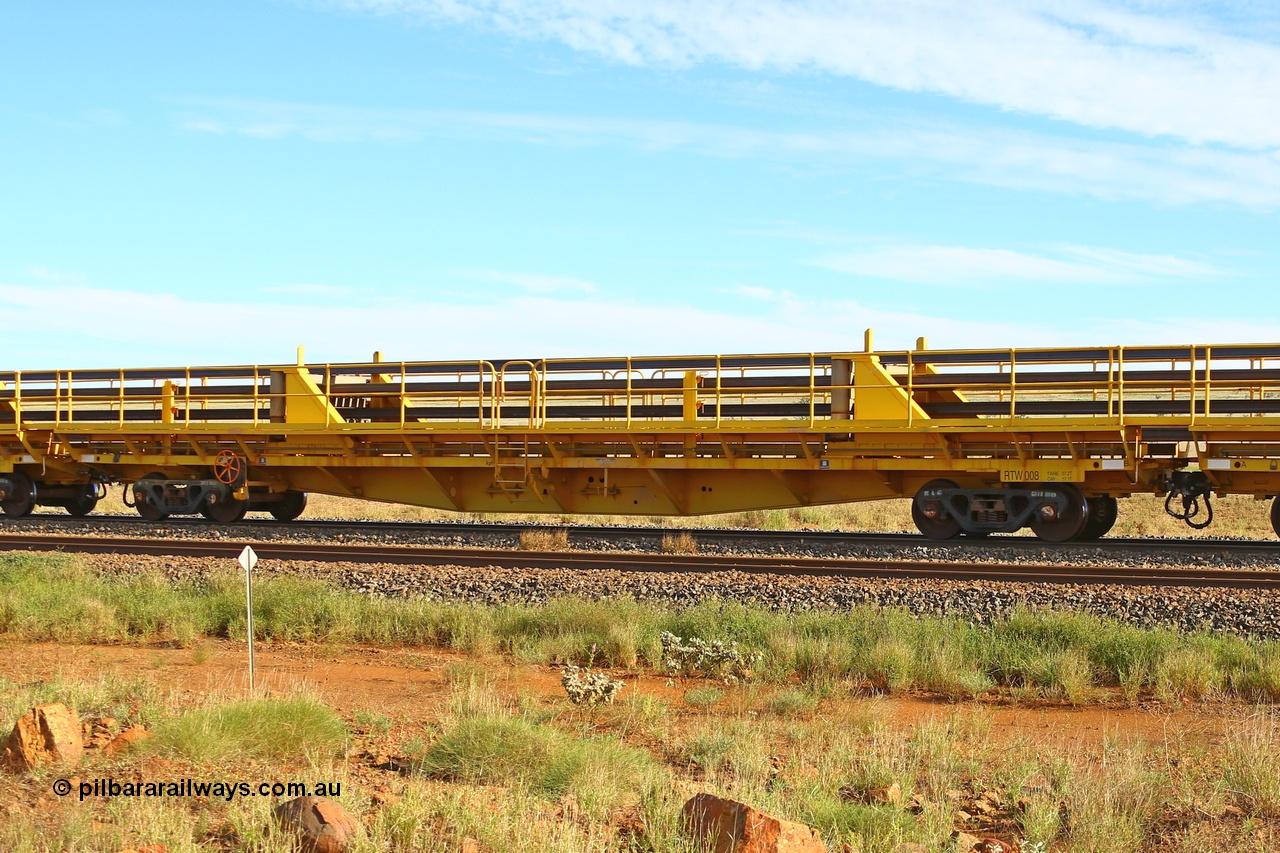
213,450,247,487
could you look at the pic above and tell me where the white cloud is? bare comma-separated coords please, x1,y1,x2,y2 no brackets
815,244,1225,285
1,283,1273,370
28,265,87,284
335,0,1280,150
262,284,354,298
727,284,779,300
457,269,597,293
174,99,1280,206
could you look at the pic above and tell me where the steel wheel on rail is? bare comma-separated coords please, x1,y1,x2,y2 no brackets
1078,495,1118,541
64,489,99,518
269,491,308,522
202,494,248,524
1272,495,1280,539
1029,484,1089,542
134,472,170,521
0,472,35,518
911,478,963,540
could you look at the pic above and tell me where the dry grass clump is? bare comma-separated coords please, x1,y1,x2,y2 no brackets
660,532,699,554
518,527,569,550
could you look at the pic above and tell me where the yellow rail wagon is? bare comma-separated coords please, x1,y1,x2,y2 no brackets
2,333,1280,542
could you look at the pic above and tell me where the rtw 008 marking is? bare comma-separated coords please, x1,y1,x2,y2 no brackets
999,466,1079,483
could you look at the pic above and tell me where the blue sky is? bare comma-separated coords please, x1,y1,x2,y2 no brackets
3,1,1279,368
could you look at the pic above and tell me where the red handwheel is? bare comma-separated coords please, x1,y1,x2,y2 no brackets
213,450,246,486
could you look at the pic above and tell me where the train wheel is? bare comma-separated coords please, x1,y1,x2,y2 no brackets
1029,484,1089,542
912,478,963,540
134,472,170,521
269,491,308,522
203,496,247,524
1078,495,1118,541
64,490,100,518
1271,495,1280,539
0,472,35,518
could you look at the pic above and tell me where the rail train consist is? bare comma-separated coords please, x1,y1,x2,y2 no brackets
2,335,1279,542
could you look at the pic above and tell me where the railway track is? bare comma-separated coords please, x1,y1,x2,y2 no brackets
10,512,1280,559
4,532,1280,589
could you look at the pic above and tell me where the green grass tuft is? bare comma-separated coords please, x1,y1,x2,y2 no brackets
155,694,348,761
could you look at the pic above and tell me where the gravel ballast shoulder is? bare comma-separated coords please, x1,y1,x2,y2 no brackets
73,552,1280,639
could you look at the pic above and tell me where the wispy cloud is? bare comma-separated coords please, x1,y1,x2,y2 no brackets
174,99,1280,206
27,265,87,284
2,283,1274,370
815,244,1226,286
456,269,597,294
334,0,1280,150
262,283,354,298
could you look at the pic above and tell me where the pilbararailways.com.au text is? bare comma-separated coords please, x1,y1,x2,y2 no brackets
53,777,343,802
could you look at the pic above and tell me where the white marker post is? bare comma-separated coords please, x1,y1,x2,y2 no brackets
238,545,259,694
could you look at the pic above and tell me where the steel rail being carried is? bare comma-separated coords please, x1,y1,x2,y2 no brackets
2,332,1280,542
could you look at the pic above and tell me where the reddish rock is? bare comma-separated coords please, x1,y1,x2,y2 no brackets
682,793,827,853
868,783,902,806
973,841,1017,853
104,726,154,757
370,789,401,808
837,781,902,807
952,831,982,851
2,703,83,772
273,796,358,853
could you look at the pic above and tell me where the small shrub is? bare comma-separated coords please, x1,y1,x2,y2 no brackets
354,710,393,736
561,666,625,705
660,532,698,554
683,685,725,710
915,646,991,699
864,637,913,693
156,695,348,761
685,731,737,771
1232,653,1280,702
1222,716,1280,816
660,631,762,682
1035,649,1095,703
417,715,658,816
1155,647,1220,703
764,688,819,716
1018,795,1062,848
518,528,569,551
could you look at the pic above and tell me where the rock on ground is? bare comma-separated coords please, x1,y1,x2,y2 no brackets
272,796,358,853
2,703,83,773
103,726,154,757
682,793,827,853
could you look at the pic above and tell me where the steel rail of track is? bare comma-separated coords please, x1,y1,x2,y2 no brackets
14,512,1280,558
3,533,1280,589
